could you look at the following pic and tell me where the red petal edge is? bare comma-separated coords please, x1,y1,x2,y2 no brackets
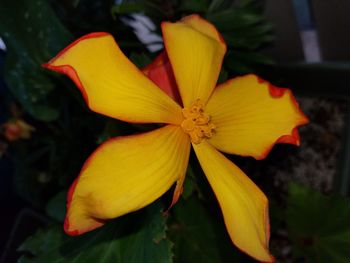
41,32,111,236
64,177,81,236
233,203,276,263
164,176,185,215
42,32,111,108
255,75,309,160
63,134,136,236
64,145,106,236
212,172,275,262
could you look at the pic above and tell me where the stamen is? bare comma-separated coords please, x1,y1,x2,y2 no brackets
181,99,215,144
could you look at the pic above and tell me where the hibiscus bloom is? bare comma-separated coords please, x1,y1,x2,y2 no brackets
43,15,308,262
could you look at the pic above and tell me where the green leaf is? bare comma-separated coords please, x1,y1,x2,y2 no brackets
182,165,196,200
287,183,350,262
111,3,145,15
225,51,274,74
207,9,264,32
96,120,131,144
18,226,64,261
206,3,274,55
130,52,152,68
217,67,229,84
170,196,221,262
19,202,173,263
208,0,226,13
0,0,73,121
179,0,210,12
112,1,168,20
46,191,67,222
169,196,243,263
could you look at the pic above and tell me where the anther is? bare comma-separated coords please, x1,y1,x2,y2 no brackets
180,99,216,144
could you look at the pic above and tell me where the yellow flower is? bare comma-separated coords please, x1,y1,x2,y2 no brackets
43,15,308,262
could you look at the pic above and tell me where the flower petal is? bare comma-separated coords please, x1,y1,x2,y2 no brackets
43,32,182,124
162,14,226,107
206,74,309,160
65,125,190,235
143,51,181,104
193,141,274,262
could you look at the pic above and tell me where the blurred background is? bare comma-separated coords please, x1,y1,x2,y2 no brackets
1,0,350,262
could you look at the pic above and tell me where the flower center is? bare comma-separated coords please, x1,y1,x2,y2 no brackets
181,99,215,144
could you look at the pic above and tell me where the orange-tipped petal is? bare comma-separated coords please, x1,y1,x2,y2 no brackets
167,169,186,211
65,125,190,235
206,74,309,160
143,51,181,104
193,141,274,262
162,14,226,107
43,33,182,124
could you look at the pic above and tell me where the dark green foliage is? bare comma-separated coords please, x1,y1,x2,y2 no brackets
130,52,152,68
46,191,67,222
287,183,350,262
0,0,136,207
18,202,173,263
0,0,73,121
170,197,226,262
169,196,242,263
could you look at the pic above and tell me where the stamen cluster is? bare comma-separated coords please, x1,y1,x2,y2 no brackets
181,99,215,144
